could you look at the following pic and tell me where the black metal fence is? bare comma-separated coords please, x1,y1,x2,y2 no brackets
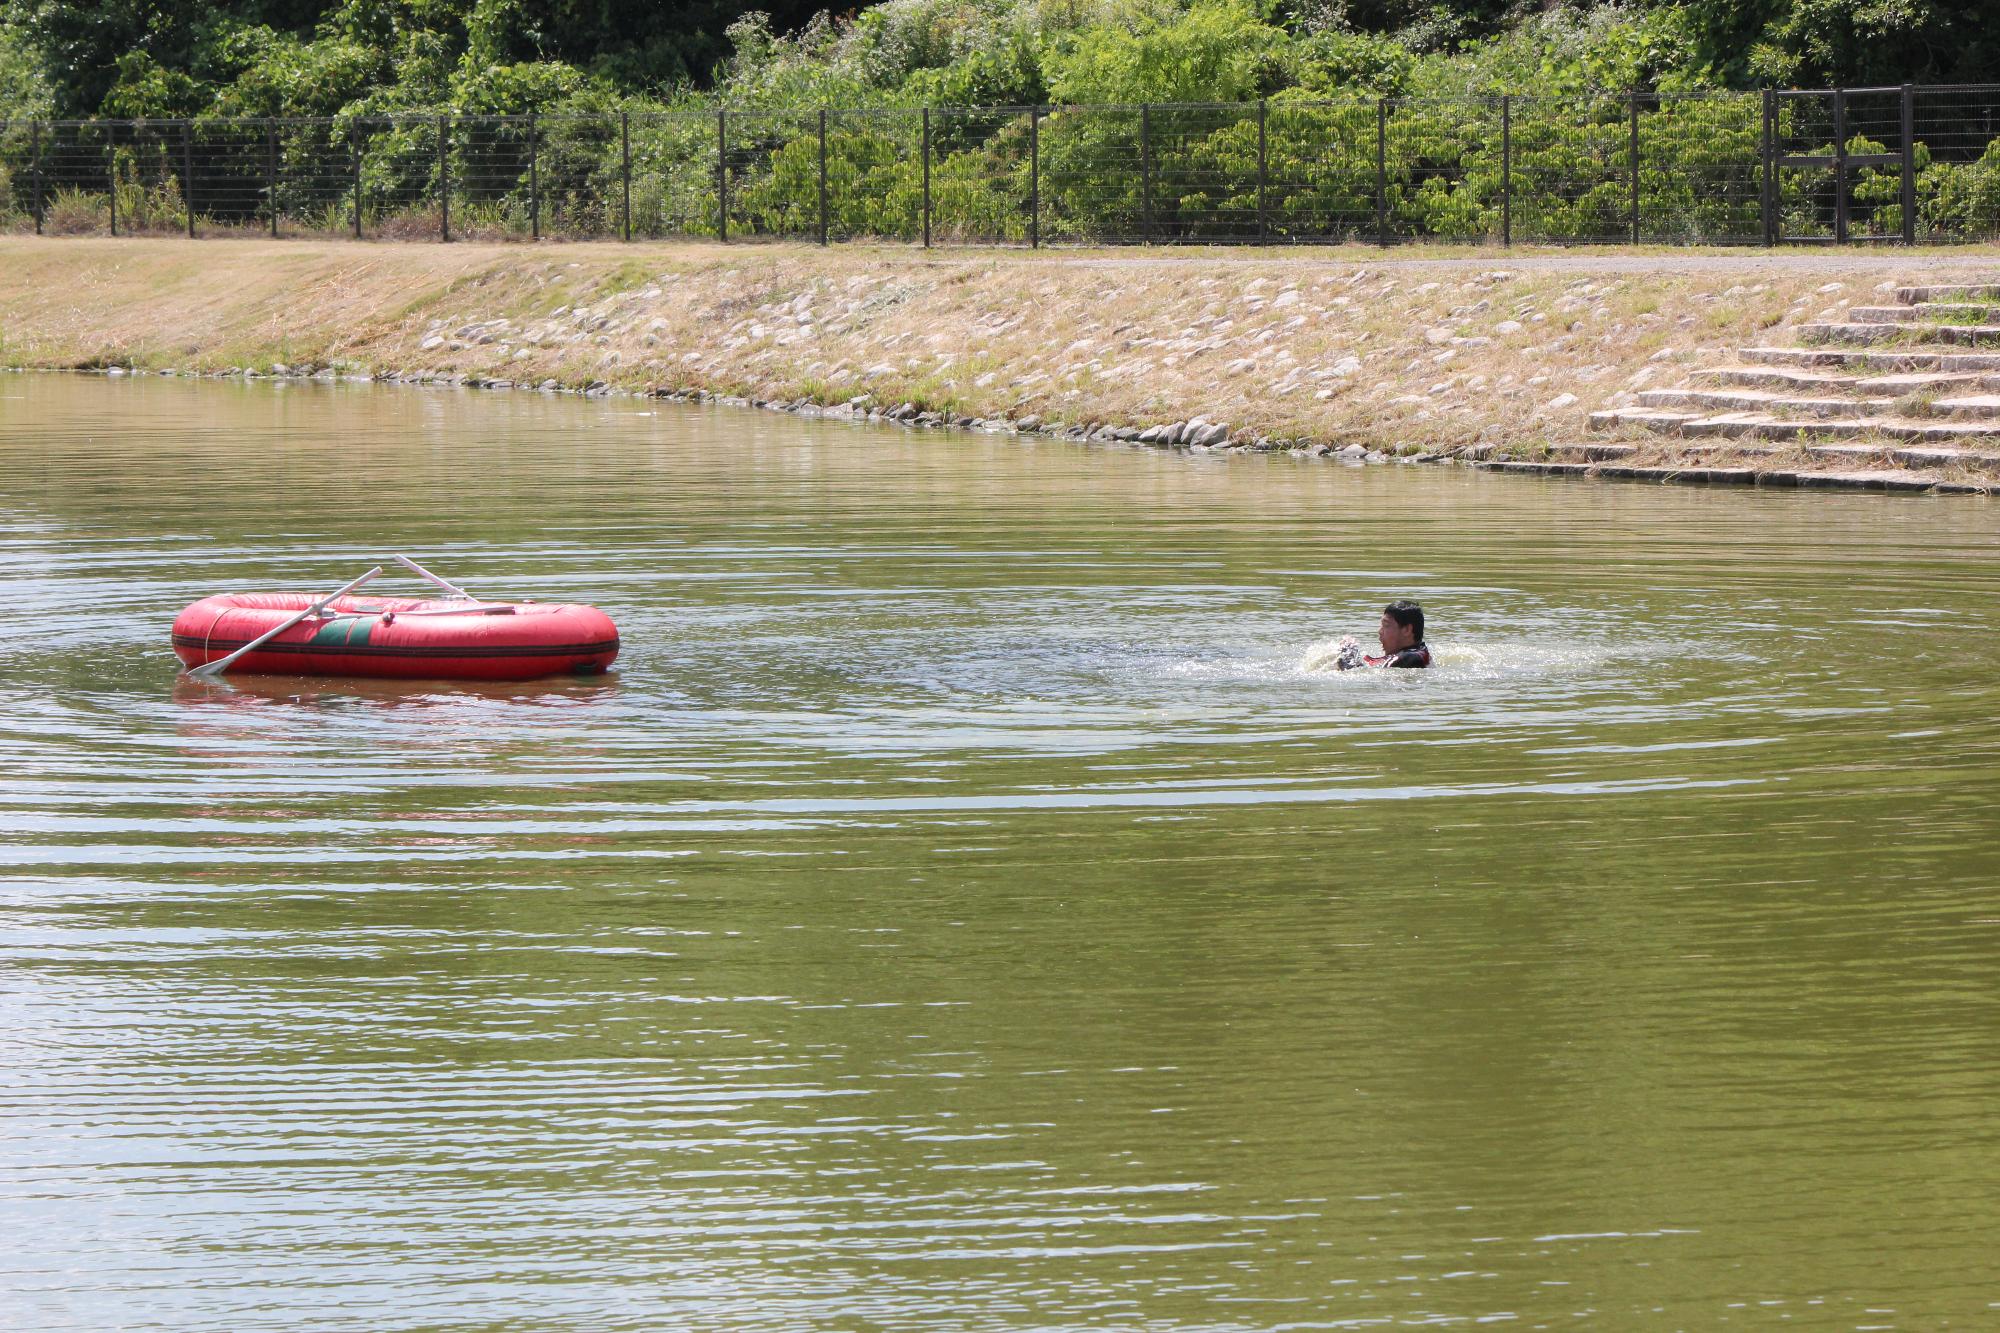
5,85,2000,247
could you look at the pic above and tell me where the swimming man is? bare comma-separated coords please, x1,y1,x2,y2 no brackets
1336,600,1431,670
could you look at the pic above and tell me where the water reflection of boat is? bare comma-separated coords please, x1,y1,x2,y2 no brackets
172,672,622,711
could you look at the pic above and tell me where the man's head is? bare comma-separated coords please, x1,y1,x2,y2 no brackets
1378,600,1425,652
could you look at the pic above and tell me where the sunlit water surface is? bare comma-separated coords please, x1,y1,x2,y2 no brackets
3,374,1999,1330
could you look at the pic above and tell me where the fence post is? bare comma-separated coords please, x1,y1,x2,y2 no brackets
1761,89,1775,246
1140,103,1152,244
1900,84,1916,245
438,113,450,242
1030,106,1041,249
1256,100,1267,245
920,108,931,248
352,125,363,240
1375,98,1388,246
1628,92,1640,244
1832,88,1847,244
817,108,828,246
621,110,632,242
183,120,195,239
107,127,117,236
31,120,41,235
716,110,728,243
267,120,280,238
528,114,539,240
1501,95,1511,247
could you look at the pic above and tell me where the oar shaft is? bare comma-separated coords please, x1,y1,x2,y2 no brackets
186,566,383,678
393,554,474,600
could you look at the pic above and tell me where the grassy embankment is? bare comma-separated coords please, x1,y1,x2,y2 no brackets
1,236,1996,486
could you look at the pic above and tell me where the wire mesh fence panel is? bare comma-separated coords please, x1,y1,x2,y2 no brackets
9,90,2000,249
536,114,619,238
101,121,190,236
1840,88,1908,240
1773,91,1839,240
1915,85,2000,241
927,106,1032,244
273,119,361,236
1384,99,1500,242
1637,94,1765,243
448,116,535,240
824,108,922,242
34,123,115,234
1264,99,1378,243
1507,93,1631,243
1039,104,1145,244
353,116,447,238
187,120,272,235
722,110,821,241
1141,102,1260,243
0,121,35,233
630,112,718,240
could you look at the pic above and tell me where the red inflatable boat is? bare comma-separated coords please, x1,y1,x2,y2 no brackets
172,592,620,680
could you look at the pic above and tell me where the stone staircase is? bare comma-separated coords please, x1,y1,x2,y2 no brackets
1587,283,2000,483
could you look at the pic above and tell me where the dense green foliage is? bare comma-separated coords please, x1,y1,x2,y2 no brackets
3,0,1999,127
5,0,2000,245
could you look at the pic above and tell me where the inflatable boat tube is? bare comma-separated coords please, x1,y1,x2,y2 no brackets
172,593,620,680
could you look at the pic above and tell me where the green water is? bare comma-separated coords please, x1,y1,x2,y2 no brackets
2,373,1998,1330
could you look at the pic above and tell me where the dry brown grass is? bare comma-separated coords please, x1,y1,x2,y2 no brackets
3,235,1999,468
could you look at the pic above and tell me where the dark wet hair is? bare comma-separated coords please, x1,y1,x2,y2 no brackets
1384,599,1425,642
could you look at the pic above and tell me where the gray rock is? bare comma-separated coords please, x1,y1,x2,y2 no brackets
1337,444,1368,458
1137,425,1165,444
1190,422,1231,447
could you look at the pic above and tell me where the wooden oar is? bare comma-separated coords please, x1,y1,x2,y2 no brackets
185,567,384,679
392,554,475,601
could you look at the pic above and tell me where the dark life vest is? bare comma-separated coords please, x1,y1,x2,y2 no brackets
1362,643,1431,669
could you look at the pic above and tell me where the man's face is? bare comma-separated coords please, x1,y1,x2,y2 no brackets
1379,613,1414,653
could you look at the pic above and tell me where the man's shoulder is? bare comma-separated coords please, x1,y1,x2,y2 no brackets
1389,644,1431,668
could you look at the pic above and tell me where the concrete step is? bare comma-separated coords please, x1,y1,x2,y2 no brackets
1490,457,1985,491
1739,346,2000,373
1636,387,1893,419
1851,303,2000,325
1853,372,1995,394
1800,322,2000,348
1692,366,1996,397
1896,285,2000,305
1930,394,2000,420
1676,414,2000,449
1587,408,1699,433
1693,366,1856,391
1802,442,2000,472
